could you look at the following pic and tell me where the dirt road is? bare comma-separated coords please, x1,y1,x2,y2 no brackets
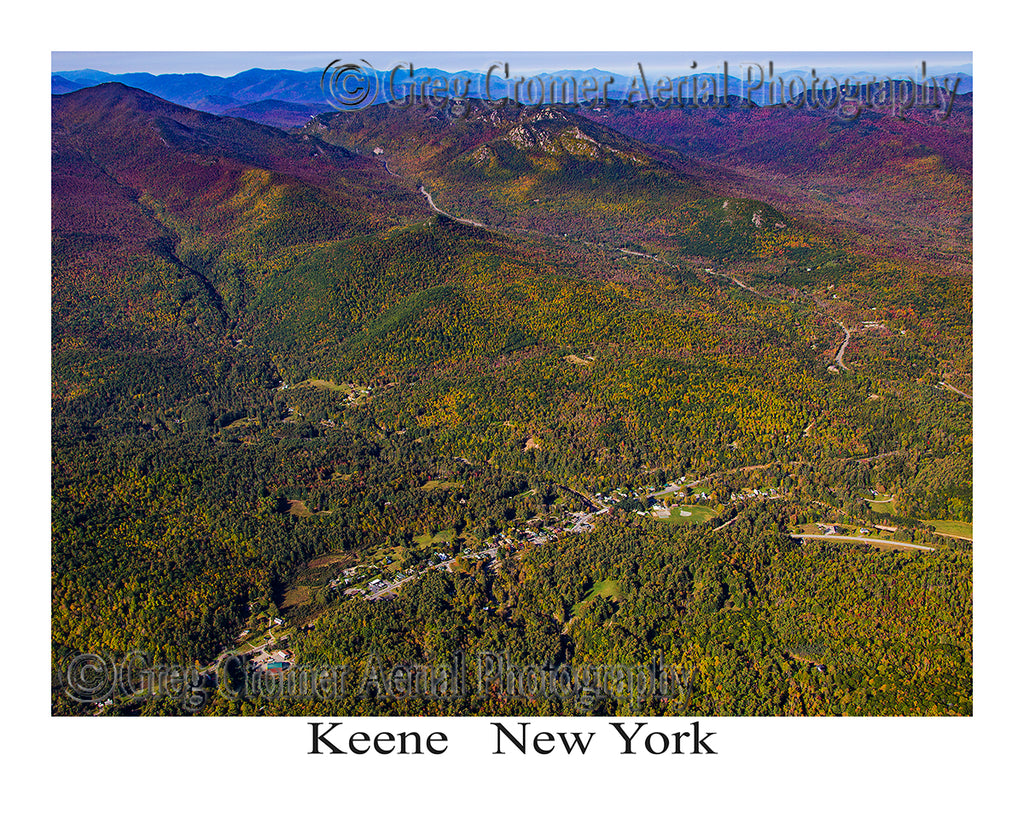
938,381,972,399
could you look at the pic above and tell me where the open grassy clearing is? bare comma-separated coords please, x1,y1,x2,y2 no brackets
302,378,348,392
307,552,349,569
420,480,464,491
286,499,312,517
413,529,455,549
222,416,259,431
283,585,311,608
924,519,973,540
366,541,409,567
588,578,621,600
658,505,716,525
572,578,621,616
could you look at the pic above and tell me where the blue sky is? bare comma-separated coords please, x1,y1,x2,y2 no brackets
52,51,972,78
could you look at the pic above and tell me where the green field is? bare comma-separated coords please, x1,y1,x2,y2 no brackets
868,498,896,514
222,416,258,431
367,542,406,565
414,529,455,549
283,585,311,607
658,505,717,525
420,480,464,491
573,578,621,615
924,519,973,540
301,378,349,393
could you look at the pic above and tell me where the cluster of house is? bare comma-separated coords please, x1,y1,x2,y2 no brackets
252,648,293,673
319,483,733,603
330,524,572,601
815,523,875,537
590,480,714,507
593,481,714,520
591,483,683,505
509,525,552,544
730,487,779,502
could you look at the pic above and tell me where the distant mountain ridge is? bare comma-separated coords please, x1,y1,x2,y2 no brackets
52,68,337,127
52,65,973,129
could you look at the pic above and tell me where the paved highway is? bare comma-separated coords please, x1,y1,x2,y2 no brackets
790,533,934,551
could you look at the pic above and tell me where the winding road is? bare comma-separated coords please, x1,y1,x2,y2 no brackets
706,270,852,371
834,321,851,371
418,185,488,228
708,270,764,298
379,156,684,269
619,248,678,268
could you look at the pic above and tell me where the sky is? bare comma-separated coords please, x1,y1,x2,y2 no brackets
51,51,973,78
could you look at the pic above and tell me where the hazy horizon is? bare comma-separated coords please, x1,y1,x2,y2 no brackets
52,51,973,79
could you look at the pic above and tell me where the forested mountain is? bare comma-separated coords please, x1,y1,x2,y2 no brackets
580,97,973,266
51,81,972,716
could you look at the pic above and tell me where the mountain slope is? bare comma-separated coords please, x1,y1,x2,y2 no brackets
52,83,427,363
303,102,794,260
582,98,973,266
